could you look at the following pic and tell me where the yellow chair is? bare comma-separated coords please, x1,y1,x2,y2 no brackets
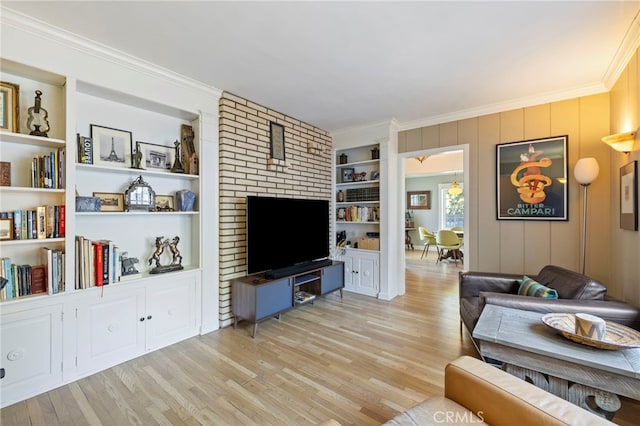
418,227,437,260
436,229,463,266
450,226,464,247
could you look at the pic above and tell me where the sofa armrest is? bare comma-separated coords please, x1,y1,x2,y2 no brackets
445,356,613,425
479,292,640,330
459,271,522,299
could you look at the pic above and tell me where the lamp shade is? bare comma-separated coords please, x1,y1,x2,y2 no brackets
602,131,636,153
448,181,463,195
574,158,599,185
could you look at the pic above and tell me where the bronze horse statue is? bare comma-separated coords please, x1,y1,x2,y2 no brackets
149,236,165,268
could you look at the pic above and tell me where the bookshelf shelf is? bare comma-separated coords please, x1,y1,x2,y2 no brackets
0,131,66,147
0,187,65,193
0,238,65,246
76,211,199,216
75,163,199,180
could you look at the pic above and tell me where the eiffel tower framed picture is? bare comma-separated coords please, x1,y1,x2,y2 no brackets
90,124,133,169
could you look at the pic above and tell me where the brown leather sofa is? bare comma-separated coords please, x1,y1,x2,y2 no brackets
319,356,613,425
459,265,640,337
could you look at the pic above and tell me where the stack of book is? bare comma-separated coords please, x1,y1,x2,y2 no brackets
0,248,64,301
74,236,124,289
31,147,65,189
0,205,65,240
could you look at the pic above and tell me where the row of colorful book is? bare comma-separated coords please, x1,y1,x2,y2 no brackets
0,205,65,240
0,247,65,301
32,148,65,189
336,205,380,222
75,236,128,289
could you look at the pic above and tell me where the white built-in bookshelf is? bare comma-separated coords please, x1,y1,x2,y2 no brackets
0,8,220,407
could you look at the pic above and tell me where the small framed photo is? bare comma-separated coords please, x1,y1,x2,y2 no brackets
90,124,133,168
155,195,175,211
0,218,14,240
620,160,638,231
93,192,125,212
1,81,20,133
341,167,355,183
136,141,174,172
270,122,285,160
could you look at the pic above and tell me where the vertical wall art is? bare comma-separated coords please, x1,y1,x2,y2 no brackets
496,135,568,220
620,160,638,231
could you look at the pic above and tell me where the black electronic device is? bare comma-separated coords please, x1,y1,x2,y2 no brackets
247,196,330,276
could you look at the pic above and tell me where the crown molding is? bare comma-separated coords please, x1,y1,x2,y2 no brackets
602,8,640,89
397,82,608,132
1,7,222,98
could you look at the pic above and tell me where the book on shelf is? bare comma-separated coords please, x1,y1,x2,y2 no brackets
41,247,64,295
92,241,104,287
36,206,46,239
76,134,93,164
30,265,47,294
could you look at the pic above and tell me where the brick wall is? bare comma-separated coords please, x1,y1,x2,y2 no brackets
218,92,332,326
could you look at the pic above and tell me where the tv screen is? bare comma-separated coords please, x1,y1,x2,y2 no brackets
247,196,330,275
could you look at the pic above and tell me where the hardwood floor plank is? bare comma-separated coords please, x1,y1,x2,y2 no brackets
2,250,639,425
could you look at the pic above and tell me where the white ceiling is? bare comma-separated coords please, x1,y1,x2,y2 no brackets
3,1,640,132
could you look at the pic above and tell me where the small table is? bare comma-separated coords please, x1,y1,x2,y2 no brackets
405,227,415,250
473,305,640,419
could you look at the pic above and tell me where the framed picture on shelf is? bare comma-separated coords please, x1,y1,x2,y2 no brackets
90,124,133,168
155,194,175,211
93,192,125,212
0,218,14,240
620,160,638,231
136,141,174,172
270,122,285,160
0,81,20,132
341,167,355,183
496,135,568,221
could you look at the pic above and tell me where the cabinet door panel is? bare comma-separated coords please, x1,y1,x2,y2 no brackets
340,254,355,290
255,279,292,320
356,255,378,297
321,263,344,294
76,289,145,375
146,277,197,351
0,304,63,408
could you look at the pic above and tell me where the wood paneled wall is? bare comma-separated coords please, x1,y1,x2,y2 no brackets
609,47,640,306
398,94,613,284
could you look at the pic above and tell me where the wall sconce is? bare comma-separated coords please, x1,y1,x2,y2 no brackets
601,130,636,154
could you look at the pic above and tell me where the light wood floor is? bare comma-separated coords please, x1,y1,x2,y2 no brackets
2,249,639,425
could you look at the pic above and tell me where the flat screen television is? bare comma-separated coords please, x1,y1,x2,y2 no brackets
246,196,330,276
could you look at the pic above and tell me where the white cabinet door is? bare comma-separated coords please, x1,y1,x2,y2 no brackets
340,253,356,292
340,249,379,297
0,304,63,408
354,251,379,297
146,275,198,351
75,288,145,375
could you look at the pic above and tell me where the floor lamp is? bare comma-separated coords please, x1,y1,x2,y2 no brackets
573,158,599,275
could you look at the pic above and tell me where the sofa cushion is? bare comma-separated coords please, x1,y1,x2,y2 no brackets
535,265,606,299
518,276,558,299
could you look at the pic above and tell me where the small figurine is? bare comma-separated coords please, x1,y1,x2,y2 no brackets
121,252,140,276
170,140,185,173
148,235,184,274
27,90,50,137
132,148,143,169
